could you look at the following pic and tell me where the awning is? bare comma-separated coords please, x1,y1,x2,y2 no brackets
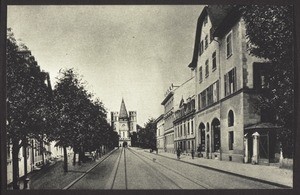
244,122,282,130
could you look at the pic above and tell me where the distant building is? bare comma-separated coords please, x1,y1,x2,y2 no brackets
111,98,137,147
173,77,196,154
155,114,164,152
161,84,179,153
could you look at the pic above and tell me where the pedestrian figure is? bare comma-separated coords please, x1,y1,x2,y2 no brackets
197,144,202,157
191,149,195,159
176,148,181,160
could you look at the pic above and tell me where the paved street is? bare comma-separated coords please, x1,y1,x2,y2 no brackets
64,147,285,189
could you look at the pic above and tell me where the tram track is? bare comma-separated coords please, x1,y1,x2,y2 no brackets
62,147,284,190
124,147,128,189
131,148,290,189
127,148,212,189
63,148,118,190
110,147,127,189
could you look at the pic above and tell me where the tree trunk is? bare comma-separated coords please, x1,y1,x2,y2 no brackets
73,148,76,165
23,144,27,172
79,146,84,164
23,145,28,189
31,140,34,169
99,146,102,158
12,140,20,189
41,141,45,166
63,146,68,172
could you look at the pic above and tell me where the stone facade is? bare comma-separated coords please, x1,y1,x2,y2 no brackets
155,114,165,152
187,5,276,164
6,140,71,185
161,84,178,153
173,77,196,154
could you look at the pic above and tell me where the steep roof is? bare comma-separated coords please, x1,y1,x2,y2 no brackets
119,98,128,119
188,5,235,69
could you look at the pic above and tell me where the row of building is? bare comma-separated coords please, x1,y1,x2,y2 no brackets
6,49,72,185
155,5,282,165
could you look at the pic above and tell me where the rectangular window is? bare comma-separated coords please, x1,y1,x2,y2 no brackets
191,99,195,110
198,93,201,110
207,85,213,106
226,32,233,58
203,16,208,26
191,120,194,134
209,27,214,42
199,40,204,56
253,63,271,90
224,68,237,96
200,81,219,109
205,60,209,77
200,90,207,109
187,122,190,135
199,66,203,82
229,131,234,150
205,35,208,49
213,81,219,102
180,125,182,137
7,143,10,159
212,51,217,70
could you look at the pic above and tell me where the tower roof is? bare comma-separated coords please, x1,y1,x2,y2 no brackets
119,98,129,119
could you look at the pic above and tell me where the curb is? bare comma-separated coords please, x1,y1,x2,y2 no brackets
144,150,292,189
62,148,118,189
7,161,60,189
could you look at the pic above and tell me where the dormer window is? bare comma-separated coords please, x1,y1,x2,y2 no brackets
212,51,217,70
199,40,204,56
226,32,233,58
199,66,203,83
204,16,208,26
210,27,214,42
205,35,208,49
205,60,209,77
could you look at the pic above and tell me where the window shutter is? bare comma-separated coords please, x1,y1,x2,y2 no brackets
213,82,217,102
210,27,214,42
224,74,227,96
233,67,236,92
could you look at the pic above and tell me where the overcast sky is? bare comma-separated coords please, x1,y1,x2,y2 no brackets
7,5,204,126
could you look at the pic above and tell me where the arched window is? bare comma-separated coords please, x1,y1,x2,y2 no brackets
212,118,220,152
199,123,205,152
228,110,234,127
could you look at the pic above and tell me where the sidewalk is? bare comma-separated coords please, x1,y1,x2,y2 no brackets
143,149,293,188
8,149,116,190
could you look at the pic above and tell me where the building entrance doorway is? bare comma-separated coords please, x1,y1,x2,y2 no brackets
212,118,220,152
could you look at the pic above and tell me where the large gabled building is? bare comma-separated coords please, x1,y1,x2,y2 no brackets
188,5,281,164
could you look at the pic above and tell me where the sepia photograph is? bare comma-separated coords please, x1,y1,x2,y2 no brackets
1,2,296,191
